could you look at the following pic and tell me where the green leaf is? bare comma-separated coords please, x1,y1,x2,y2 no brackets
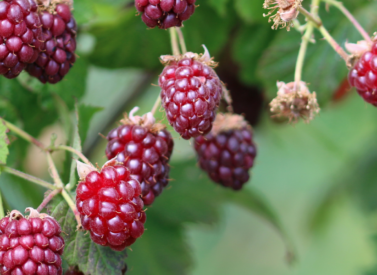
49,196,128,275
234,0,265,23
78,105,103,147
0,120,9,166
207,0,230,16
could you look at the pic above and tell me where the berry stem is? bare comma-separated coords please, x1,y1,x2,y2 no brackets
46,152,64,188
37,188,62,212
0,190,4,219
0,166,56,190
61,189,82,228
51,145,94,168
297,6,322,28
151,95,162,115
294,24,315,83
323,0,372,43
2,119,45,150
169,27,180,56
175,27,187,54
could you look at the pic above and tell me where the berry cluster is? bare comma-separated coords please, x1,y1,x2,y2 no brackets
348,42,377,106
106,109,174,206
76,161,146,251
0,209,64,275
26,3,76,84
194,114,257,190
135,0,196,29
159,49,223,139
0,0,76,83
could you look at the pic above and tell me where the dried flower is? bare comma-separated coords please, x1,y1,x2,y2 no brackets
269,81,320,123
263,0,302,31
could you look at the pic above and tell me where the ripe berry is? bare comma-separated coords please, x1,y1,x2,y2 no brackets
26,2,76,84
135,0,196,29
0,0,42,79
159,47,223,139
106,108,174,206
194,113,257,190
348,41,377,106
0,208,64,275
76,159,146,251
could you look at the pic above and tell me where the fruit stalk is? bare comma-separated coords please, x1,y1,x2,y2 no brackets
61,189,82,227
169,27,180,56
151,96,162,115
0,191,4,219
175,27,187,54
0,166,56,190
37,188,62,212
52,145,94,168
324,0,372,43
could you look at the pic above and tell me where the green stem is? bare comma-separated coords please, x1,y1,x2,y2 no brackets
297,6,322,28
46,152,64,188
169,28,180,56
323,0,371,43
61,189,81,228
0,166,56,190
2,119,45,150
0,190,4,219
294,24,314,83
52,145,94,168
151,96,161,115
175,27,187,54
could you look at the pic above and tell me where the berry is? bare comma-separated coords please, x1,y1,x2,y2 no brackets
0,0,42,79
194,113,257,190
135,0,196,29
75,159,146,251
158,47,223,139
0,208,64,275
26,3,76,84
348,42,377,106
106,108,174,206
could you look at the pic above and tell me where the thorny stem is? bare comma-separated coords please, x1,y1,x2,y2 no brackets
52,145,94,168
61,189,81,228
37,189,62,212
323,0,372,43
2,119,45,150
169,27,180,56
175,27,187,54
0,166,56,190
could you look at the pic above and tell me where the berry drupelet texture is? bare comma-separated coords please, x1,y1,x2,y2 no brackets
76,164,146,251
26,3,76,84
194,115,257,190
135,0,196,29
348,42,377,106
106,123,174,206
159,57,222,139
0,0,43,79
0,210,65,275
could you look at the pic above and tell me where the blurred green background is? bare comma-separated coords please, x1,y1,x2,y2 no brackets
2,0,377,274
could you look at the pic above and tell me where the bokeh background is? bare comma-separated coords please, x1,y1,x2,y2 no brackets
2,0,377,274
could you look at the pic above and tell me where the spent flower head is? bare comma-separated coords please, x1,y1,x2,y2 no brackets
263,0,302,31
269,81,320,123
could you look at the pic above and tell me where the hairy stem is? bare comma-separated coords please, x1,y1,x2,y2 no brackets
61,189,81,228
2,119,45,150
0,166,56,190
169,27,180,56
52,145,94,168
175,27,187,54
46,152,64,188
37,189,62,212
324,0,371,43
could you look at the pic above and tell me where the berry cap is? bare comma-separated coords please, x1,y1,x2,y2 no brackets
210,113,251,136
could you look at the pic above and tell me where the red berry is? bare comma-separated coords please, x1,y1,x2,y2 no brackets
76,161,146,250
26,3,76,84
106,109,174,206
0,209,64,275
193,114,257,190
0,0,41,78
159,50,223,139
135,0,196,29
348,41,377,105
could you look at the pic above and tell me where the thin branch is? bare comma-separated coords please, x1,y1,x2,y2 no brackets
46,153,64,188
0,166,56,190
52,145,94,168
175,27,187,54
37,189,62,212
294,24,314,83
298,6,322,28
151,96,162,115
61,189,82,228
169,27,180,56
318,25,349,61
